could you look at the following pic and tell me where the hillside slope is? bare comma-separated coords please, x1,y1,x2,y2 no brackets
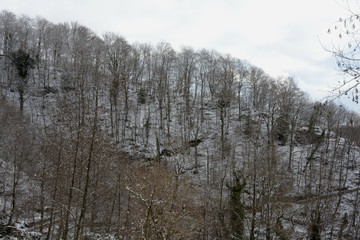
0,10,360,239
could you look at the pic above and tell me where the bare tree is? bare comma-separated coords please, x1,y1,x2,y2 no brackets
0,10,17,90
325,1,360,102
1,103,35,226
104,33,131,141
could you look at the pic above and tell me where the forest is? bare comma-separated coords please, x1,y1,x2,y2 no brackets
0,10,360,239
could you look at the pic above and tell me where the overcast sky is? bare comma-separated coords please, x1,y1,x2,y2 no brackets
2,0,359,110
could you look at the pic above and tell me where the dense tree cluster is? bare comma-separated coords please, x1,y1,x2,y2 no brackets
1,10,360,239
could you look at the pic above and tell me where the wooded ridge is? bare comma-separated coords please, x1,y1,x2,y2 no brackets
0,10,360,239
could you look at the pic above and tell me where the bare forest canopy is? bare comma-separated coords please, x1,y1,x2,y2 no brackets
1,10,360,239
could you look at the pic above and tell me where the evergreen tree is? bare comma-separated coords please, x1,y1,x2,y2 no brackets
227,171,246,239
10,49,35,110
309,213,321,240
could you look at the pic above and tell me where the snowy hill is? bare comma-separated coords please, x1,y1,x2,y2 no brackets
0,10,360,239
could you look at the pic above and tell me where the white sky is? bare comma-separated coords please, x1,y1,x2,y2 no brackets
2,0,359,110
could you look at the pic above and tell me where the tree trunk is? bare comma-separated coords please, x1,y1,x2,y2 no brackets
74,89,98,240
19,89,24,111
